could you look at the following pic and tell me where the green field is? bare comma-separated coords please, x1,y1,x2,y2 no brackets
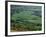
10,5,42,32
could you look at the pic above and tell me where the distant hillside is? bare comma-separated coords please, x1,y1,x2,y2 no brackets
11,5,42,17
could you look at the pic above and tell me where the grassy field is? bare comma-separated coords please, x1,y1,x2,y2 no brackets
10,5,42,32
